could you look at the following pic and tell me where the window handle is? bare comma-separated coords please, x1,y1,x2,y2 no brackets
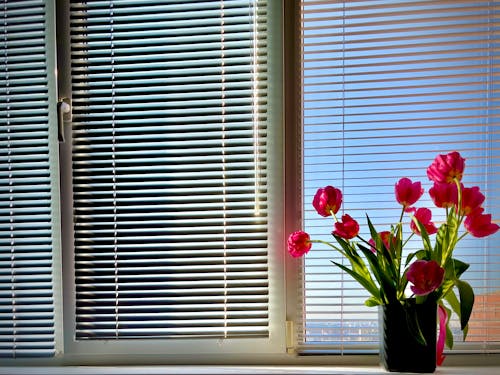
57,98,71,142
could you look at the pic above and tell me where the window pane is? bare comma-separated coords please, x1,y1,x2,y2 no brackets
300,0,499,353
68,0,270,341
0,0,59,358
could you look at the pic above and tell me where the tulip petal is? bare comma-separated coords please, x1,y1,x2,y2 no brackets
407,260,445,296
287,231,312,258
437,304,448,366
427,151,465,184
464,211,500,238
333,214,359,240
395,177,424,208
312,186,343,217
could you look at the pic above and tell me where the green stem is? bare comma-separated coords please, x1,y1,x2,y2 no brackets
356,235,372,248
442,179,465,263
395,212,405,298
398,207,405,225
402,232,414,248
456,231,468,243
310,239,348,258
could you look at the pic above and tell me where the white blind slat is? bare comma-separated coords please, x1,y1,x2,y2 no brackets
70,0,269,341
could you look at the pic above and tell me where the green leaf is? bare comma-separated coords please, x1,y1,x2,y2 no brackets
452,258,470,279
441,209,460,262
446,323,454,349
366,215,379,242
455,279,475,331
438,303,454,350
379,239,397,280
332,235,379,292
439,279,455,301
442,304,454,350
360,228,397,284
404,303,427,346
392,223,404,275
412,216,432,257
331,234,368,273
365,297,381,307
330,261,381,302
444,288,461,317
404,249,426,268
328,235,354,258
441,289,461,348
462,323,469,341
358,246,397,304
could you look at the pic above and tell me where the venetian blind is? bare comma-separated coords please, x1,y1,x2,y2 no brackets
69,0,269,340
300,0,499,353
0,0,58,358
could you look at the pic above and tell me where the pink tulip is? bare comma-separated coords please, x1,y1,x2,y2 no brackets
427,151,465,184
410,207,438,235
464,210,499,238
287,231,312,258
406,260,445,296
429,182,458,209
312,186,342,217
333,214,359,240
395,177,424,208
459,186,485,216
437,304,448,366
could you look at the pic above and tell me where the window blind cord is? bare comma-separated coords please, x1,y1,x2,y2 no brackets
108,1,119,340
3,0,16,355
250,0,261,216
483,1,492,347
220,0,228,340
340,0,346,354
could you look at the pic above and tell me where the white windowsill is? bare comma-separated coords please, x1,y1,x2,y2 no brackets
1,366,499,375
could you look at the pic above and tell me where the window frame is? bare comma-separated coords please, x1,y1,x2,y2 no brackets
0,0,64,360
291,0,500,364
54,0,288,361
1,0,499,368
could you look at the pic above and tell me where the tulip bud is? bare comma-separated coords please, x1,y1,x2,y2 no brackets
333,214,359,240
464,210,499,238
410,207,438,235
407,260,445,296
312,186,342,217
427,151,465,184
395,177,423,208
287,231,312,258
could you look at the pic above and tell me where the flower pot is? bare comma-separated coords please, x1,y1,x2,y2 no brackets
379,299,437,373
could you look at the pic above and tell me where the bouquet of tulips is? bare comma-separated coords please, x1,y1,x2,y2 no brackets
288,151,498,364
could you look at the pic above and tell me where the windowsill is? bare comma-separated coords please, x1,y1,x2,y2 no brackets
1,365,499,375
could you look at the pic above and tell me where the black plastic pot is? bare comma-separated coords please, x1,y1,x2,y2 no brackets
379,299,437,373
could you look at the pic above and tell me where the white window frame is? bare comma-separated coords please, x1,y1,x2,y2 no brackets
287,0,500,367
52,0,288,362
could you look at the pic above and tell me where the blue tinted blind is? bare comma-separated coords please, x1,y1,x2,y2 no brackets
0,0,57,358
300,0,499,354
